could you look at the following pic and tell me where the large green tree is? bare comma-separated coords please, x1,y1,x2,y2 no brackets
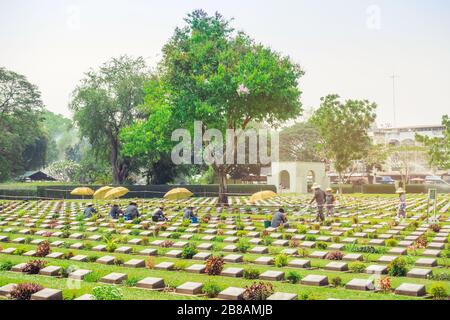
70,56,150,184
279,122,323,162
123,10,304,203
416,115,450,169
310,94,377,184
0,67,46,181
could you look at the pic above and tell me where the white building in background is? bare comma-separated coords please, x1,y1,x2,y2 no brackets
370,124,446,176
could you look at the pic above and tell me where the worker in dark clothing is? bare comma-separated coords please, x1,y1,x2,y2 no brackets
309,184,326,222
83,203,97,218
183,206,197,223
108,204,122,219
271,208,289,228
124,201,140,220
152,206,167,222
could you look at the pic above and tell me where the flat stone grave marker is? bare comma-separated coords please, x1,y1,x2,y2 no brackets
139,248,158,256
23,250,37,257
378,255,397,263
224,237,239,243
389,248,407,255
423,249,441,257
186,264,206,273
68,269,92,280
249,238,263,245
96,255,116,265
301,275,329,286
407,268,432,279
309,251,328,259
124,259,145,268
0,247,16,255
254,256,274,265
69,233,83,239
221,267,244,277
201,236,215,241
66,253,87,262
151,240,164,246
128,238,142,245
247,232,260,238
197,243,213,250
12,237,25,243
260,270,285,281
176,282,203,295
267,292,297,300
115,246,132,254
428,242,445,249
395,283,426,297
281,248,298,255
46,252,64,259
173,241,188,248
39,266,61,276
165,250,182,258
223,245,238,252
415,258,437,267
342,238,357,243
136,277,165,290
70,242,84,249
11,263,27,272
369,239,385,246
398,241,413,247
325,262,349,271
249,246,268,254
100,272,128,284
343,253,363,261
218,287,245,300
273,240,289,246
329,244,345,250
193,252,211,261
92,245,107,252
74,294,94,300
223,254,243,263
288,259,311,268
154,262,174,270
345,279,375,291
0,283,16,297
31,288,63,300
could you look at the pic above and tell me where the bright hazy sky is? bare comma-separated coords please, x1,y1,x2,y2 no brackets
1,0,449,127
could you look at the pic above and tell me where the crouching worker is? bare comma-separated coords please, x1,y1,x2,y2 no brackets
83,203,97,218
183,206,197,223
124,201,140,221
152,206,167,222
108,204,123,219
271,208,290,229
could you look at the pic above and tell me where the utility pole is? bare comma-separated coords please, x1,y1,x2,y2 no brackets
390,74,399,127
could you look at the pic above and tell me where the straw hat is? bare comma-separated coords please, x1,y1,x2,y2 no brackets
87,203,94,207
396,188,406,194
311,183,321,189
326,188,333,192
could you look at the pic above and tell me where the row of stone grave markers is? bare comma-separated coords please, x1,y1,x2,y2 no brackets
0,200,448,300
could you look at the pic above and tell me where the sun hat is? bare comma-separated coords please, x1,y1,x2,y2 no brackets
311,183,321,189
87,203,94,207
326,188,333,192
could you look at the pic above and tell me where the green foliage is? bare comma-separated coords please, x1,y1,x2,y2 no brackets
349,261,366,273
0,261,13,271
181,244,198,259
236,238,250,253
286,271,302,284
202,281,223,298
416,115,450,169
429,283,448,300
92,286,123,300
385,239,398,247
387,257,408,277
279,122,323,161
330,276,343,287
274,254,288,267
244,268,260,280
310,94,377,181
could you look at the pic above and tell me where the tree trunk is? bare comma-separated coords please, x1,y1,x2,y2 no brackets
217,167,229,206
111,140,121,185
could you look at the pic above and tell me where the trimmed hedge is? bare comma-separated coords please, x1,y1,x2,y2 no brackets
0,188,38,200
330,185,355,194
362,184,396,194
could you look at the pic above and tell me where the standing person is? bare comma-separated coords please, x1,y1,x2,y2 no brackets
83,203,97,218
271,208,289,228
124,201,140,220
152,206,167,222
396,188,407,219
325,188,336,217
309,183,326,222
108,204,122,219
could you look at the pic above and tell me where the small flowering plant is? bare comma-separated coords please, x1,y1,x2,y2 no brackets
377,276,392,293
236,84,250,96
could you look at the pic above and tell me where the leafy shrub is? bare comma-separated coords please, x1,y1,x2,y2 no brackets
181,244,198,259
63,251,74,259
415,235,428,249
205,256,225,276
160,240,174,248
105,238,118,252
316,241,328,250
0,261,13,271
289,239,300,248
173,260,188,271
330,276,342,287
305,235,316,241
114,257,124,265
170,232,181,239
430,272,450,281
145,257,155,269
13,248,26,255
10,283,43,300
286,271,301,284
23,260,47,274
429,283,448,300
298,248,310,257
378,276,391,293
326,251,343,260
387,257,408,277
92,286,123,300
262,237,273,246
83,271,101,283
87,255,99,263
244,268,260,280
242,282,274,300
202,282,222,298
236,239,250,253
35,241,51,257
274,254,288,267
385,239,398,247
349,261,366,273
124,277,140,287
429,224,441,233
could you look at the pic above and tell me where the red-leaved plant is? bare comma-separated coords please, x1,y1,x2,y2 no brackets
10,283,43,300
205,256,225,275
242,282,274,300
